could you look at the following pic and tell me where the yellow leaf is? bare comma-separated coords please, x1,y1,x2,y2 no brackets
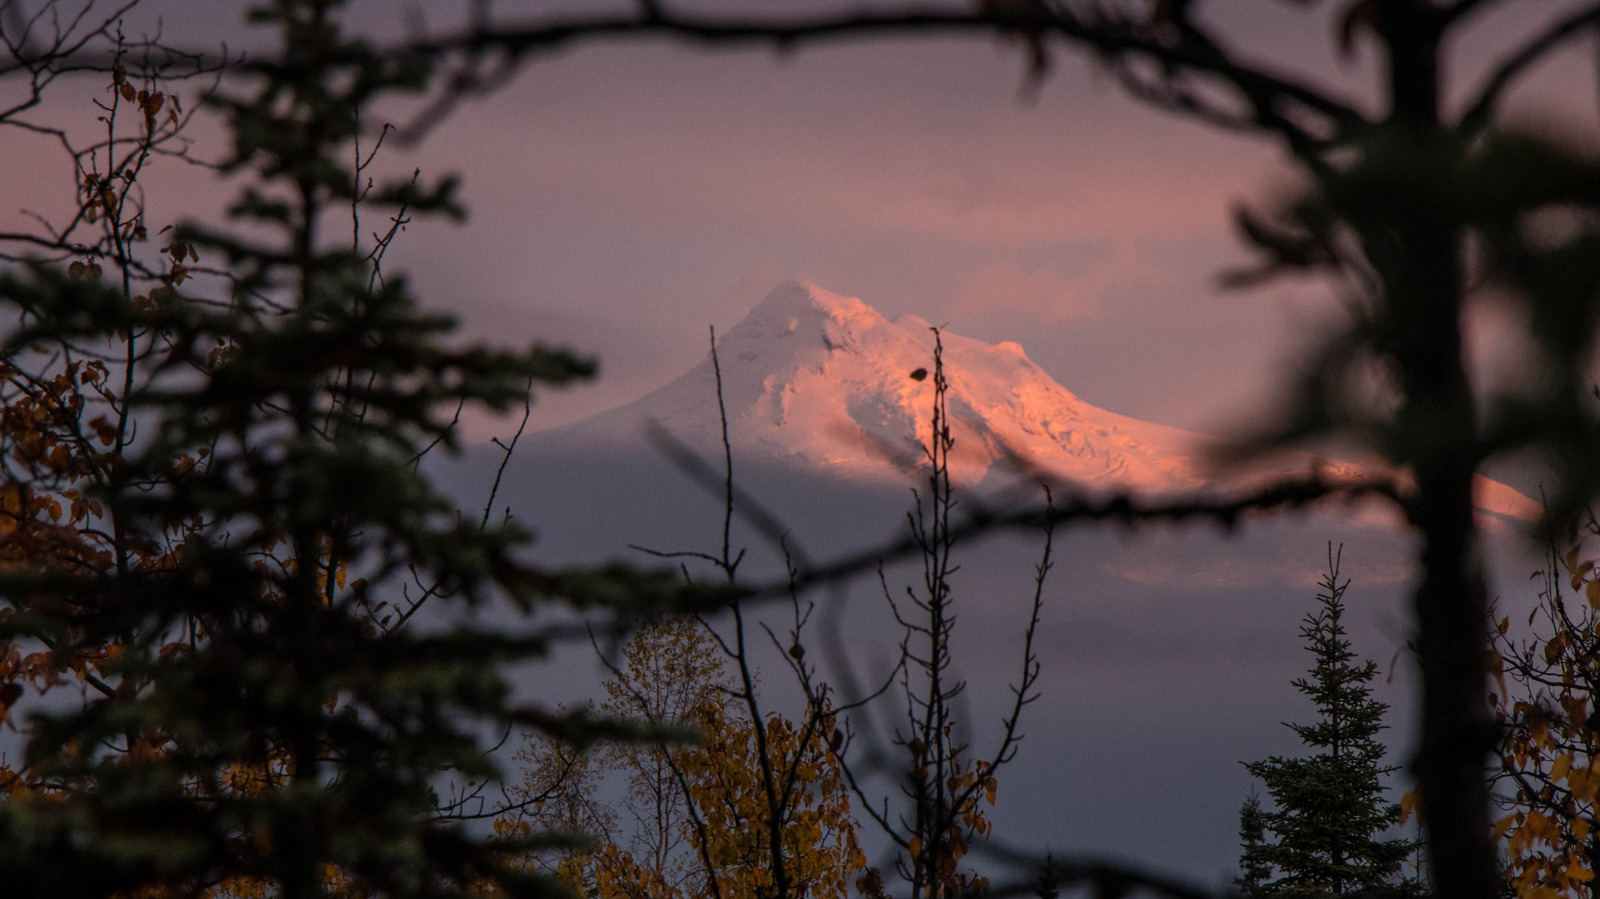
1400,787,1422,824
1576,560,1597,588
1587,578,1600,608
1572,767,1600,803
1551,753,1573,782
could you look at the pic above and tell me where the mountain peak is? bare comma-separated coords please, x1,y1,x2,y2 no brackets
751,280,867,320
542,282,1206,491
536,282,1535,522
729,281,885,355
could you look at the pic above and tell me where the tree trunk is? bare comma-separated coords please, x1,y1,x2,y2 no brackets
1374,7,1500,896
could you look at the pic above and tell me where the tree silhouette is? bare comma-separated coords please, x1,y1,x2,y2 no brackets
1240,547,1417,898
0,2,716,896
857,332,1049,899
1237,794,1273,899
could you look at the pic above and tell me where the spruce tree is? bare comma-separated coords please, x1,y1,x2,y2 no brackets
0,2,713,895
1237,794,1273,898
1239,547,1418,899
1032,852,1061,899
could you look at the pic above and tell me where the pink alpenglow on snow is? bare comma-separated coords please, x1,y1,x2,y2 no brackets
543,281,1537,523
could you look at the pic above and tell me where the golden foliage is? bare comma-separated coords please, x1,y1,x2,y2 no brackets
1493,527,1600,898
503,619,864,899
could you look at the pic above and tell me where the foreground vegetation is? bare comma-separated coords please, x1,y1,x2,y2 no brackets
5,0,1600,896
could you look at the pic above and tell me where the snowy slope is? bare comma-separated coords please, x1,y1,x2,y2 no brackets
538,281,1539,521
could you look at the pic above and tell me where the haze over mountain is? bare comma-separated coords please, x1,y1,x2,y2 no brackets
485,281,1541,887
539,280,1537,523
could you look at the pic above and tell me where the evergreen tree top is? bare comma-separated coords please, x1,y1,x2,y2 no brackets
1286,561,1392,756
1237,545,1420,899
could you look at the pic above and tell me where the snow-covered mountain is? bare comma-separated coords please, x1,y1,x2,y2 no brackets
504,282,1541,881
539,281,1538,521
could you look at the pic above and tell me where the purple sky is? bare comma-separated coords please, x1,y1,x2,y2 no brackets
3,1,1591,450
371,0,1597,446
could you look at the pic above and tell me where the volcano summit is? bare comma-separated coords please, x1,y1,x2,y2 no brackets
540,281,1537,521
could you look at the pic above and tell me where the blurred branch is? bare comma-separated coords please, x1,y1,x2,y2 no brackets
379,3,1364,150
1458,3,1600,134
750,469,1407,605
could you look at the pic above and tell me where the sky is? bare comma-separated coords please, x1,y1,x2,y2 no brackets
0,0,1595,886
367,0,1597,450
395,5,1344,438
2,1,1593,447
